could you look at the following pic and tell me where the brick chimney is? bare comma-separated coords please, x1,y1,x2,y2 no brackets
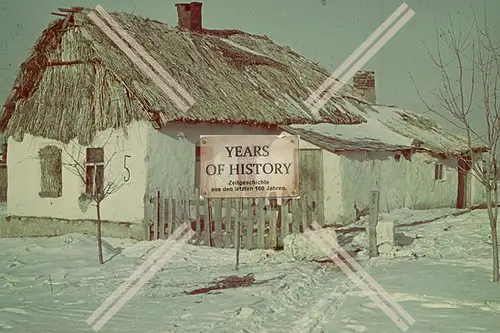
175,2,203,31
353,71,376,104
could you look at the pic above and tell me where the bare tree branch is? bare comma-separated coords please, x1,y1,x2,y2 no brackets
416,9,500,281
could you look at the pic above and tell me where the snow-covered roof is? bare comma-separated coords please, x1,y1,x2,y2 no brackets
283,101,487,157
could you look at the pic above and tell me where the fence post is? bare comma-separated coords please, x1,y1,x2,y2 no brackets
368,190,380,258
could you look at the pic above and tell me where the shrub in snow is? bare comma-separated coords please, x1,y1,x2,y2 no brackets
283,227,338,261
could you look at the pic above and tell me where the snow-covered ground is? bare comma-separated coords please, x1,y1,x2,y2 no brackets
0,207,499,332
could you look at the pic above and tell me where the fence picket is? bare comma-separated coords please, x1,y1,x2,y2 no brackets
214,199,223,248
291,199,300,234
147,196,155,241
152,194,159,240
204,198,211,247
309,190,317,227
224,199,233,248
171,198,177,233
269,203,277,249
166,196,173,238
307,193,314,230
257,198,265,249
194,188,201,243
280,200,289,246
301,192,308,233
316,189,325,226
235,199,242,249
183,193,190,240
245,198,253,249
183,193,189,223
151,190,321,249
234,198,242,268
159,191,165,240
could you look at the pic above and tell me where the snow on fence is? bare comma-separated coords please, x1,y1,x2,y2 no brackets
145,189,324,249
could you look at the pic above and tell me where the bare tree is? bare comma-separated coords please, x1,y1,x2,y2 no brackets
63,141,125,265
412,11,500,281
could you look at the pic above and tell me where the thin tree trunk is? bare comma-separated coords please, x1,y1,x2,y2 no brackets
493,184,499,282
492,221,499,282
486,188,499,281
97,200,104,265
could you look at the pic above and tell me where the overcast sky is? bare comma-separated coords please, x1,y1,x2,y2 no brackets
0,0,499,135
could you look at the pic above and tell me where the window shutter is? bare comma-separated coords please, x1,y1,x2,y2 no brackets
39,146,62,198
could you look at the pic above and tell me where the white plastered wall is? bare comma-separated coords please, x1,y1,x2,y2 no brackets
337,151,462,221
145,123,281,195
7,121,149,223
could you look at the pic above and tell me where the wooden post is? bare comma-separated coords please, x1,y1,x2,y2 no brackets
368,190,380,258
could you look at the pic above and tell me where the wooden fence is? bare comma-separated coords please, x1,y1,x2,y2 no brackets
145,189,324,249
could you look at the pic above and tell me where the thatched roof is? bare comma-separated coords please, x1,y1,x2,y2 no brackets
283,103,488,157
0,7,366,145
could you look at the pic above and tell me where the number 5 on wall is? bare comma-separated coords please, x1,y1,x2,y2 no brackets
124,155,131,182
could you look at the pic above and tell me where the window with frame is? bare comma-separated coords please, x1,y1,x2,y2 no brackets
86,147,104,199
434,162,444,181
39,145,62,198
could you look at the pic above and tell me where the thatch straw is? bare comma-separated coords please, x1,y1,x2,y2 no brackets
1,9,366,145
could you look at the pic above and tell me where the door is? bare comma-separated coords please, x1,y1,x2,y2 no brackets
300,149,324,224
457,156,471,209
457,171,468,208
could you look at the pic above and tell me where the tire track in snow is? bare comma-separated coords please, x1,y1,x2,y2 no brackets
202,262,349,333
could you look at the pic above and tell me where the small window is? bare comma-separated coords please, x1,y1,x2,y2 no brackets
39,145,62,198
86,148,104,199
434,162,444,181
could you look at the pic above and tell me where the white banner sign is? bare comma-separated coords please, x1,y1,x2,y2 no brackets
199,135,300,199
